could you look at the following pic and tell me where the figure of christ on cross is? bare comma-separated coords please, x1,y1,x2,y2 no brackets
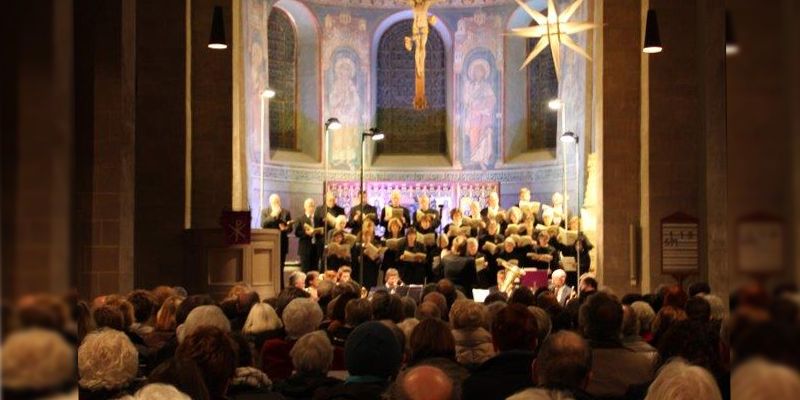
405,0,439,110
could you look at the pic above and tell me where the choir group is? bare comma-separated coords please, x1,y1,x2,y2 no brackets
261,188,593,296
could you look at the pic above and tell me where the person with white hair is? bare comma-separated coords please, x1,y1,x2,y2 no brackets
133,383,191,400
78,328,139,399
2,328,76,398
242,302,284,351
274,330,341,397
701,294,727,321
731,358,800,399
176,304,231,343
645,358,722,400
261,298,324,381
381,190,411,230
630,301,657,342
288,271,307,290
549,269,573,306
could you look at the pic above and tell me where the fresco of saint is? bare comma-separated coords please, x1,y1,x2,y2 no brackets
462,59,497,169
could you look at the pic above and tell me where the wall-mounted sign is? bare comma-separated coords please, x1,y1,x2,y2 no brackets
736,213,784,275
661,212,700,275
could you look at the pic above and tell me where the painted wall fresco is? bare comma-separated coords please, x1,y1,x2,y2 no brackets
454,9,504,170
322,12,370,169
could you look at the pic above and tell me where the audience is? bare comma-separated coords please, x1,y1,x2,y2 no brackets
27,268,792,400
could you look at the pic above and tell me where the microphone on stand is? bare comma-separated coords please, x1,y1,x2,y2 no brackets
437,204,445,235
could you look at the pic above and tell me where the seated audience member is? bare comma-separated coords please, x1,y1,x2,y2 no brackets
730,358,800,400
579,292,654,398
436,279,459,311
630,301,657,343
228,334,277,399
400,296,417,321
275,287,311,318
325,291,359,338
313,322,402,400
145,295,183,350
78,329,140,400
622,305,657,361
148,358,211,400
276,331,341,399
549,269,573,306
289,271,307,291
93,304,126,331
387,365,457,400
700,294,726,322
371,292,405,323
176,326,237,400
621,293,644,305
2,329,76,399
151,285,178,307
305,271,321,300
462,304,539,400
408,318,457,365
329,297,371,347
527,306,552,346
509,286,536,308
651,306,688,347
450,299,495,369
177,305,231,343
656,320,724,389
685,296,712,323
127,289,157,336
688,281,712,297
416,301,442,321
644,358,722,400
423,291,449,320
242,303,285,353
509,331,593,400
175,294,216,325
262,298,324,382
133,383,191,400
662,284,689,309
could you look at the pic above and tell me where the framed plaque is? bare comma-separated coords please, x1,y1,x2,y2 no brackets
661,212,700,275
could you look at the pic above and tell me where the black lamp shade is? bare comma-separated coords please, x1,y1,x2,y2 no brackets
208,6,227,50
643,9,662,53
725,10,739,55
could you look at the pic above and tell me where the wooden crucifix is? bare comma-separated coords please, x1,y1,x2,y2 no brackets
404,0,439,110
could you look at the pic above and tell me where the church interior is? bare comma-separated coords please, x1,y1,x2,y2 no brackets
2,0,799,399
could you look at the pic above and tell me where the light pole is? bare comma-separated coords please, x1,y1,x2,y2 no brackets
258,87,276,224
560,131,581,279
358,127,384,284
322,118,342,271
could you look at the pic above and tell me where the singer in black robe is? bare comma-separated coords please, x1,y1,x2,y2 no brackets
397,228,428,285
